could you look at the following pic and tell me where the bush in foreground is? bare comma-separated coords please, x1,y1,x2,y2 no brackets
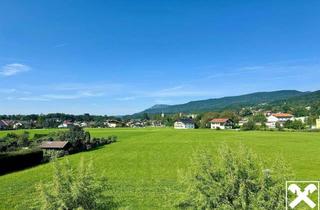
37,158,116,210
177,145,292,209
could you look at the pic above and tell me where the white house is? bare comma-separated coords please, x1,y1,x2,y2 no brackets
13,122,23,129
266,113,294,128
174,119,195,129
105,120,122,128
58,120,73,128
316,117,320,129
293,116,308,124
210,118,234,130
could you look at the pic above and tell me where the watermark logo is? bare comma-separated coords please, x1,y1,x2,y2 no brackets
286,181,320,209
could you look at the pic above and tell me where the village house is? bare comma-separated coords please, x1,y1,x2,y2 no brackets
126,119,145,128
105,120,122,128
58,120,73,128
74,121,88,127
293,116,308,124
210,118,234,130
238,118,249,127
316,117,320,129
0,120,9,130
13,122,23,129
174,118,195,129
266,113,294,128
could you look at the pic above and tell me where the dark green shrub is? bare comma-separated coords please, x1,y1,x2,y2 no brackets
0,149,43,175
177,145,292,209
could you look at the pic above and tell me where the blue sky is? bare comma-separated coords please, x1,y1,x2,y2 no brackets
0,0,319,115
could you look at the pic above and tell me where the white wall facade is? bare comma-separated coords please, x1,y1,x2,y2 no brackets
174,122,195,129
211,122,226,129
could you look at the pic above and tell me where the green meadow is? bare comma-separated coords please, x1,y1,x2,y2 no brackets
0,128,320,209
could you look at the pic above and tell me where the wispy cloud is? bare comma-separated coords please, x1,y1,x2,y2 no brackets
0,88,16,93
0,63,30,76
115,96,136,101
149,86,213,97
18,91,105,101
53,43,68,48
238,65,265,71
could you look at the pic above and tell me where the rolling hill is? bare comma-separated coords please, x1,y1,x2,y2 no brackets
136,90,311,115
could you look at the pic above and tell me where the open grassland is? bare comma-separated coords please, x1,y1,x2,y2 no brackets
0,128,320,209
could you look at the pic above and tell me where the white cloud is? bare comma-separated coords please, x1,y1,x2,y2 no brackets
17,91,105,101
53,43,68,48
238,66,265,71
149,86,212,97
0,88,16,93
0,63,30,76
115,96,136,101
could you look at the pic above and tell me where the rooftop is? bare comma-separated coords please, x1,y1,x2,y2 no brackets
176,118,194,124
210,118,230,123
40,141,69,149
272,113,293,118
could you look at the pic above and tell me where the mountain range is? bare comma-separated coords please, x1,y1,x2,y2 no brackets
135,90,320,115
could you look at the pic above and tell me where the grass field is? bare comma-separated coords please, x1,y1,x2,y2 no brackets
0,128,320,209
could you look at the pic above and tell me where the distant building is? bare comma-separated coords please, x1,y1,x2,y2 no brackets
210,118,234,130
293,116,308,124
13,122,23,129
187,114,198,119
238,118,249,127
58,120,73,128
264,111,273,117
316,117,320,129
174,119,195,129
40,141,70,151
74,122,88,127
0,120,9,130
266,113,294,128
105,120,122,128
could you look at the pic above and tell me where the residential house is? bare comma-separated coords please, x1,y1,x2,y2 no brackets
74,121,88,127
13,122,23,129
174,118,195,129
58,120,73,128
266,113,294,128
316,117,320,129
0,120,9,130
264,111,273,117
126,120,145,128
105,120,122,128
293,116,308,124
187,114,198,119
238,118,249,127
210,118,234,130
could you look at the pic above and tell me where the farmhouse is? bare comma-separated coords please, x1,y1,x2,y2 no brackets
40,141,70,151
0,120,9,130
105,120,122,128
316,117,320,129
58,120,73,128
266,113,294,128
210,118,234,130
174,118,195,129
13,122,23,129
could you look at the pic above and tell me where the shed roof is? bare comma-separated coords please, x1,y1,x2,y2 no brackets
40,141,69,149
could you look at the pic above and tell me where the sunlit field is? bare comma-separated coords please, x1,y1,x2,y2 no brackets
0,128,319,209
